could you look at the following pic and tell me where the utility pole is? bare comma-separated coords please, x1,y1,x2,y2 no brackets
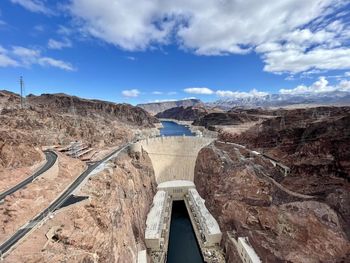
20,76,24,108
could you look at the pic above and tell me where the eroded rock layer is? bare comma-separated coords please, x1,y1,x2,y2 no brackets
194,142,350,262
5,149,156,262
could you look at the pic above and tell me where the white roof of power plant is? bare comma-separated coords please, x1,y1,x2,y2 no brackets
157,180,195,189
188,188,221,235
145,190,168,239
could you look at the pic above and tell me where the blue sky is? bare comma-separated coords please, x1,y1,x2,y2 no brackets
0,0,350,105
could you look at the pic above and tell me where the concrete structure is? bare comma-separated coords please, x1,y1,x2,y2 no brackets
134,136,214,183
185,188,222,247
157,180,195,200
145,191,171,250
228,231,261,263
137,136,224,262
137,250,149,263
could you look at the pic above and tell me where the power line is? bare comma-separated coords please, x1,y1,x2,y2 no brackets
19,76,24,108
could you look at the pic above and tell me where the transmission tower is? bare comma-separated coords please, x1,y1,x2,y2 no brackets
279,113,286,130
70,97,79,158
19,76,24,108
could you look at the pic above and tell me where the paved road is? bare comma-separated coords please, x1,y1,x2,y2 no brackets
0,151,58,201
0,143,129,257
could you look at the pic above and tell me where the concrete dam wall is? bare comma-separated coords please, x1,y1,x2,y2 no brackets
133,136,214,183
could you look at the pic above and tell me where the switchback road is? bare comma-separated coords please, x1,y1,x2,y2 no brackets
0,143,129,258
0,151,57,201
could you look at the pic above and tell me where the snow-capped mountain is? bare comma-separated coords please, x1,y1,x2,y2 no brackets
208,91,350,109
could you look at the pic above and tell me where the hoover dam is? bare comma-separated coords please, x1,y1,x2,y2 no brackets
132,122,224,262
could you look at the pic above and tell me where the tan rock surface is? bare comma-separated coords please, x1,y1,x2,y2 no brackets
4,149,156,263
0,153,86,244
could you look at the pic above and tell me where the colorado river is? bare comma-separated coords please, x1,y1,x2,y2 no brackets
160,121,194,137
159,121,203,263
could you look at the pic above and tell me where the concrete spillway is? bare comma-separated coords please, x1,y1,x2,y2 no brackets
133,136,214,183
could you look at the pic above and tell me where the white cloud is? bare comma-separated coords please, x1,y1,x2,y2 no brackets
66,0,350,73
184,85,269,99
167,91,177,95
279,76,350,95
345,72,350,77
11,0,52,15
338,79,350,92
262,47,350,74
37,57,75,71
48,38,72,50
126,56,136,61
0,46,18,67
0,45,75,71
216,89,269,98
184,87,214,95
122,89,140,97
152,91,163,95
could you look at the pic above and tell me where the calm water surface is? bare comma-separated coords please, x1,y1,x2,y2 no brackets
167,201,204,263
160,121,194,136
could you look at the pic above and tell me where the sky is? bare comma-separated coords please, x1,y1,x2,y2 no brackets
0,0,350,105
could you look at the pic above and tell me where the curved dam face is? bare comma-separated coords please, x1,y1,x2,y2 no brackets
133,136,214,183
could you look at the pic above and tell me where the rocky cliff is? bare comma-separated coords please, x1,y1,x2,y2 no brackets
194,142,350,262
155,105,210,121
192,109,261,128
194,106,350,262
5,148,157,262
137,98,202,115
0,91,157,169
27,93,158,127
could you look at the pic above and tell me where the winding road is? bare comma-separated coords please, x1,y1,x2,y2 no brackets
0,151,58,201
0,143,129,258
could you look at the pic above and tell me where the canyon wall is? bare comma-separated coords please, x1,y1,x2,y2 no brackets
194,142,350,262
5,148,157,263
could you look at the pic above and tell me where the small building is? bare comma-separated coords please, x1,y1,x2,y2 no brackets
228,231,261,263
157,180,195,200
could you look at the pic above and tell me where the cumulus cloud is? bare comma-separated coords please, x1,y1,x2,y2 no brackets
0,46,19,67
48,38,72,50
10,0,52,15
184,85,269,99
279,76,350,95
66,0,350,74
184,87,214,95
126,56,136,61
122,89,140,97
216,89,269,98
0,45,75,71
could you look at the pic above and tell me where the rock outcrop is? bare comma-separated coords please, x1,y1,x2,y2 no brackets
192,109,260,128
194,142,350,262
137,98,202,115
27,93,158,127
155,105,217,121
0,91,157,169
5,148,157,263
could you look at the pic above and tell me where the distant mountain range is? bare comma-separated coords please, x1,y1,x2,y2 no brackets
138,91,350,114
137,99,202,115
208,91,350,109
